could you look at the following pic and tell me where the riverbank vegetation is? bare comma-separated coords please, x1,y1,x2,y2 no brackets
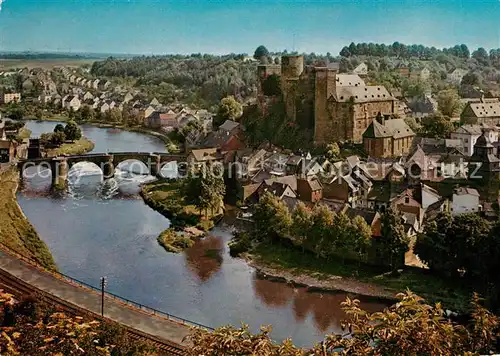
142,177,221,229
187,291,499,355
39,120,94,157
0,289,155,355
45,137,94,157
157,228,195,253
0,169,56,270
235,193,476,312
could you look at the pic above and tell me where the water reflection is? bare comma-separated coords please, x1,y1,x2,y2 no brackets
184,235,224,282
253,278,295,307
17,121,389,346
253,275,388,333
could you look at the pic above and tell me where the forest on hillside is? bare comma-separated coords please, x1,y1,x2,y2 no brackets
88,42,499,111
90,54,258,109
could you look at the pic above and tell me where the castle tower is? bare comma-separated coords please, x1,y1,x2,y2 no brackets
469,131,500,197
280,55,304,121
313,66,339,144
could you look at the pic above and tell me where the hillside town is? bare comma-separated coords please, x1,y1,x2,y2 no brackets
0,0,500,350
1,51,500,269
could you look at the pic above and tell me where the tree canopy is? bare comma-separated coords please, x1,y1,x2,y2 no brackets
214,95,243,128
63,120,82,141
436,89,462,117
254,45,270,61
419,113,455,139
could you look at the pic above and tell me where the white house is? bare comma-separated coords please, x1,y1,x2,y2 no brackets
63,96,81,111
92,79,100,90
448,68,468,84
123,92,134,104
352,62,368,76
451,187,480,215
451,124,498,156
421,184,441,210
83,92,94,101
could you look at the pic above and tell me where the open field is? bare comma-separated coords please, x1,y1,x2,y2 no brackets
0,58,96,69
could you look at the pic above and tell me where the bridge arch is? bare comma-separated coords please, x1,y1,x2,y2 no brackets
116,159,150,175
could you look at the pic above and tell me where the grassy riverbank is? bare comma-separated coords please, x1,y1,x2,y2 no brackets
39,116,175,147
157,228,195,253
247,241,472,312
0,168,57,271
46,137,95,157
141,179,215,231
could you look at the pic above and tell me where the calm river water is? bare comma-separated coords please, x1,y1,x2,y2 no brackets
17,120,386,347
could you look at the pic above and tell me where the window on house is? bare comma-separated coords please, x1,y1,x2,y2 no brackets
465,139,468,143
405,197,410,204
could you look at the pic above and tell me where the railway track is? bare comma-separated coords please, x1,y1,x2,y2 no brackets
0,268,186,355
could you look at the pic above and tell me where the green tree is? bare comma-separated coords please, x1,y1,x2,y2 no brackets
472,47,490,65
80,105,95,122
415,212,454,274
415,212,490,278
34,108,43,120
437,89,461,117
402,78,430,98
308,204,334,257
186,291,500,355
379,209,409,270
253,45,270,61
50,131,66,146
461,72,480,86
53,123,65,133
330,211,352,260
199,162,226,216
419,113,455,139
106,108,123,123
325,142,341,161
290,201,312,248
214,95,242,128
64,120,82,141
253,192,292,241
350,215,372,261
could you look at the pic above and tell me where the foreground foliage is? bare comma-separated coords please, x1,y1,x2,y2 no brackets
0,290,155,355
186,291,500,355
416,212,500,311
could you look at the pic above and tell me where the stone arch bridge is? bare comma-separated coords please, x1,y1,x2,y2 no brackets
17,152,186,188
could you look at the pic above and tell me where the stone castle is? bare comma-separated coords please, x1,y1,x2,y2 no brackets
257,55,398,144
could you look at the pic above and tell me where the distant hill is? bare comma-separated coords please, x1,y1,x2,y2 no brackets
0,51,137,60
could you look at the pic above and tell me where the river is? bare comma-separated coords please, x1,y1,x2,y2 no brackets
17,120,386,347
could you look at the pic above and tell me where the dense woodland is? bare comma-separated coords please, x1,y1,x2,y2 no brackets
90,54,258,109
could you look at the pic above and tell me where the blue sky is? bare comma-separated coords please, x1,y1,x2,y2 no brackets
0,0,498,55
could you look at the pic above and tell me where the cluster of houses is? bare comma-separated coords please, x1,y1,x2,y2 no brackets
184,115,500,266
54,67,215,131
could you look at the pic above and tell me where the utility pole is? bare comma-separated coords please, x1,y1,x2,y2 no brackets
100,276,107,317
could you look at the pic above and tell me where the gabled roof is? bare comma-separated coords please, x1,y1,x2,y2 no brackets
468,102,500,118
264,175,298,191
363,118,414,139
335,74,365,87
332,85,394,103
455,124,490,135
346,207,379,225
219,120,240,132
190,148,219,162
454,187,479,197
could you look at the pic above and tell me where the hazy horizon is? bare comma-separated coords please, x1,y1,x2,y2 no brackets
0,0,498,55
